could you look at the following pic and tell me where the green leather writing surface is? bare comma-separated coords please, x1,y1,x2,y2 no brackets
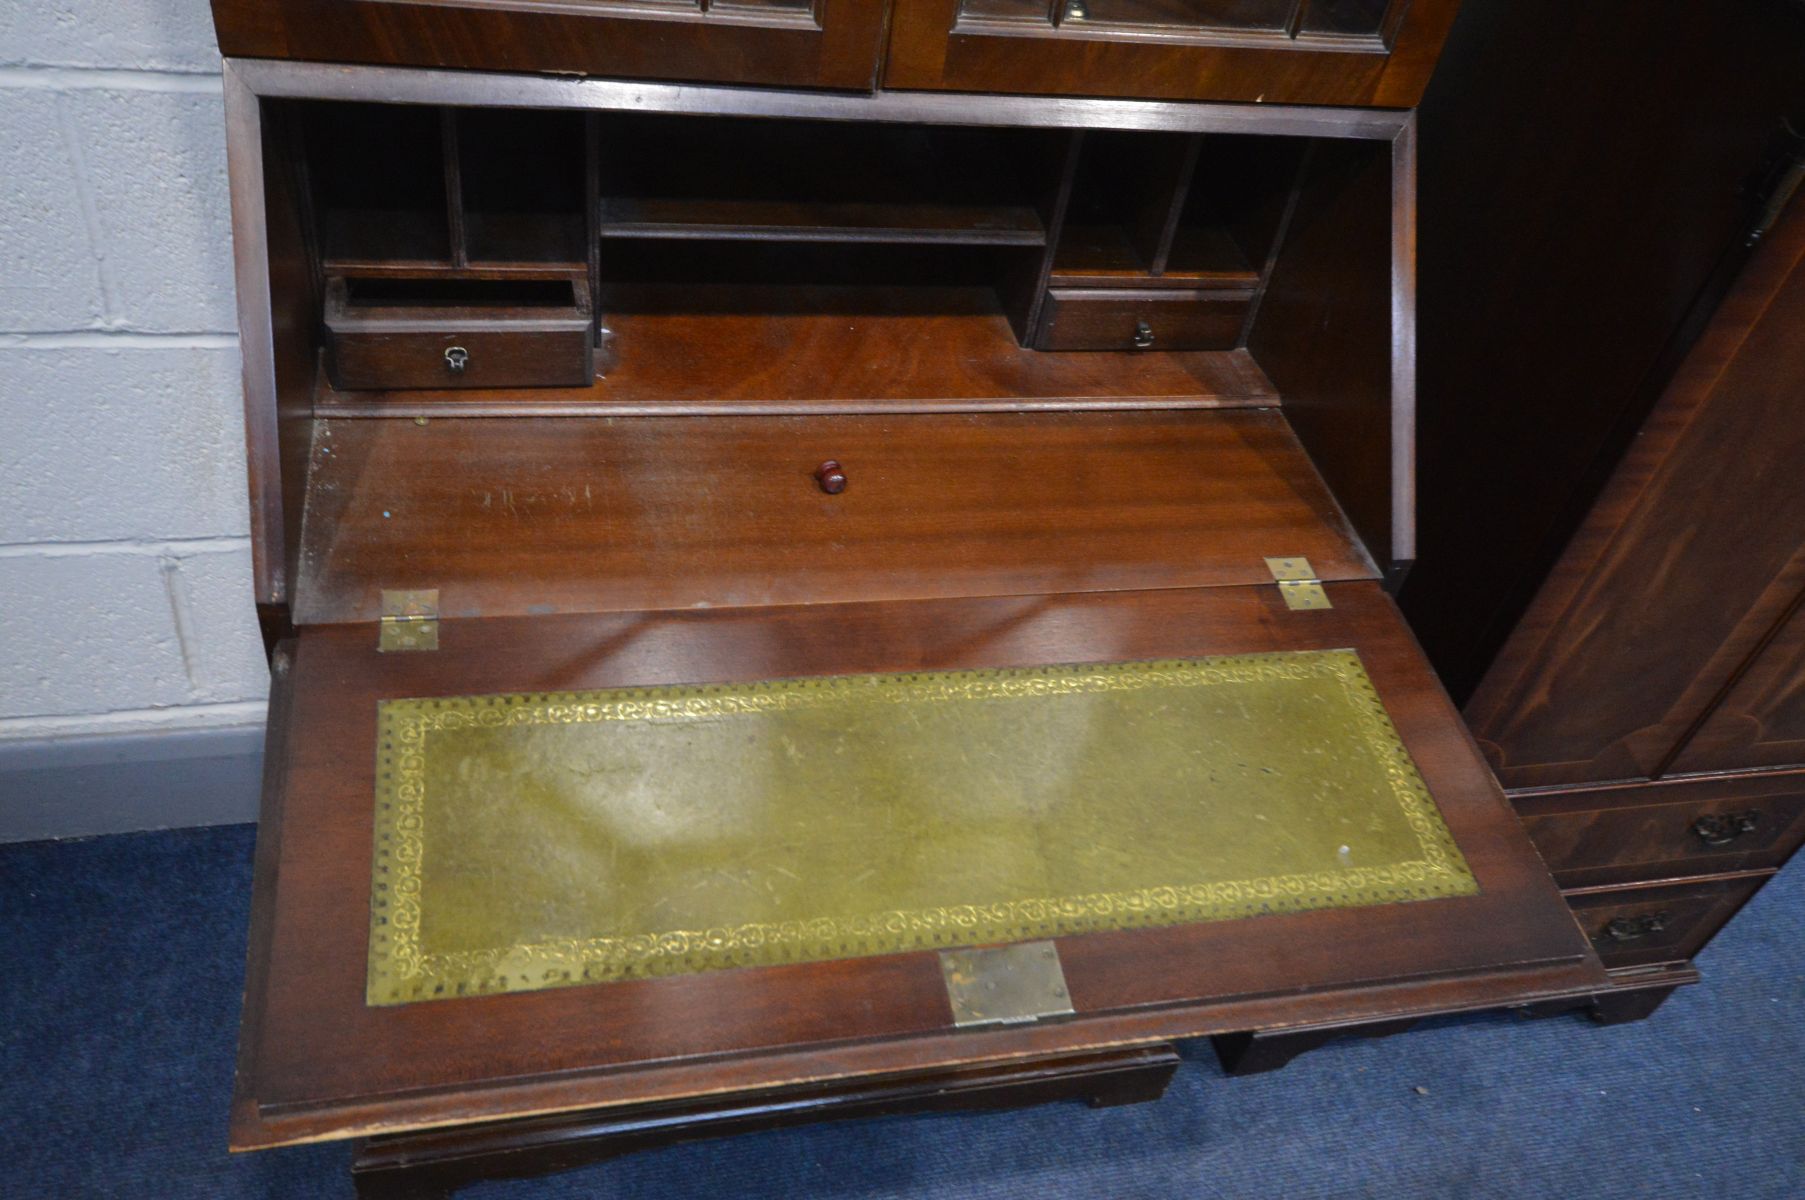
368,650,1476,1005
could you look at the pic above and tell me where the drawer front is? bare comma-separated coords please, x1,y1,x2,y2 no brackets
327,325,593,391
1513,772,1805,889
1566,874,1769,969
1035,288,1250,352
323,277,594,391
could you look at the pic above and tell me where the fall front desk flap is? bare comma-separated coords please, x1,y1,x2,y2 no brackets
367,649,1476,1006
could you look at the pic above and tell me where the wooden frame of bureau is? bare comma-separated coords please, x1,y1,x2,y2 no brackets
218,52,1631,1200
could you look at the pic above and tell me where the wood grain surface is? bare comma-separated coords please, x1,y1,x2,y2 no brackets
293,408,1374,624
233,582,1599,1150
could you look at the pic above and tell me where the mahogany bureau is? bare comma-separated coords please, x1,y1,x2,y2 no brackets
206,1,1648,1194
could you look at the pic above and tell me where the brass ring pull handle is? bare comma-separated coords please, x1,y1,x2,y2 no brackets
1691,811,1760,846
814,460,848,495
444,345,470,374
1604,912,1668,943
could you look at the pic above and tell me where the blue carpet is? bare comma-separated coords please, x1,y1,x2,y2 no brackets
2,825,1799,1199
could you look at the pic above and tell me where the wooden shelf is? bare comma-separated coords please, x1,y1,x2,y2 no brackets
1049,223,1259,289
314,284,1277,415
598,197,1046,246
1048,223,1150,282
319,207,451,275
1162,225,1263,286
465,211,587,267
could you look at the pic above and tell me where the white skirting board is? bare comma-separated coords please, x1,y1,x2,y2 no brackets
0,725,263,843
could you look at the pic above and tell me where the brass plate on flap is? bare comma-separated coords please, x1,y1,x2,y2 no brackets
367,650,1477,1006
942,941,1076,1028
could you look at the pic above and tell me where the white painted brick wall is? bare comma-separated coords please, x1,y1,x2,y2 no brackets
0,90,106,330
0,346,248,543
0,0,267,745
0,0,221,74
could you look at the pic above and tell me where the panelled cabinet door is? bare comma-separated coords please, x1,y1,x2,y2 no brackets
1465,193,1805,790
1669,590,1805,775
884,0,1461,106
208,0,891,89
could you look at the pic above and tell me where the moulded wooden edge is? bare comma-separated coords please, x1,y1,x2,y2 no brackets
234,960,1604,1150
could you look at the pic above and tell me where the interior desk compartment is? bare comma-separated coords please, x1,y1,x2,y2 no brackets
225,80,1608,1163
323,277,594,391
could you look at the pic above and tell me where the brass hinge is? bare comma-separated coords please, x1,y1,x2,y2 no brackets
1264,556,1331,611
940,941,1076,1028
379,588,439,652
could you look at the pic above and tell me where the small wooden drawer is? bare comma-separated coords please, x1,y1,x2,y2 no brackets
1565,873,1769,969
1513,771,1805,889
1033,287,1251,352
324,277,593,391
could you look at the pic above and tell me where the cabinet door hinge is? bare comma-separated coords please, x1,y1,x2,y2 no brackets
379,588,439,652
1264,556,1331,610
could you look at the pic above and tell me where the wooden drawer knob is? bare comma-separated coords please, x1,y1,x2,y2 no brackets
814,460,847,495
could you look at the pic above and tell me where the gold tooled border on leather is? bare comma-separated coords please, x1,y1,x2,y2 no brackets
367,649,1477,1006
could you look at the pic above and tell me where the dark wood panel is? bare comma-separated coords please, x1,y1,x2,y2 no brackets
293,409,1375,624
1034,287,1252,350
350,1046,1181,1197
1672,588,1805,774
883,0,1460,108
597,197,1046,246
1512,770,1805,890
1565,872,1771,970
233,583,1599,1149
1466,194,1805,788
1402,0,1805,700
316,287,1281,416
1245,135,1400,565
1049,224,1259,288
210,0,890,90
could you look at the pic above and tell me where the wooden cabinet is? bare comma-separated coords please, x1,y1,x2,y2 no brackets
209,0,892,88
1464,191,1805,1008
204,5,1657,1194
210,0,1462,106
885,0,1460,105
1402,0,1805,702
1669,597,1805,775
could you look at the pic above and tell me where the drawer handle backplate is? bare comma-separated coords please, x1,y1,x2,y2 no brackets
1604,912,1669,943
444,345,469,374
1132,320,1155,350
1692,811,1760,847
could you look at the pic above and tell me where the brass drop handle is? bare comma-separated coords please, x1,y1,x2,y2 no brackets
1132,320,1155,350
1605,912,1668,943
814,460,847,495
1692,811,1760,846
444,345,469,374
